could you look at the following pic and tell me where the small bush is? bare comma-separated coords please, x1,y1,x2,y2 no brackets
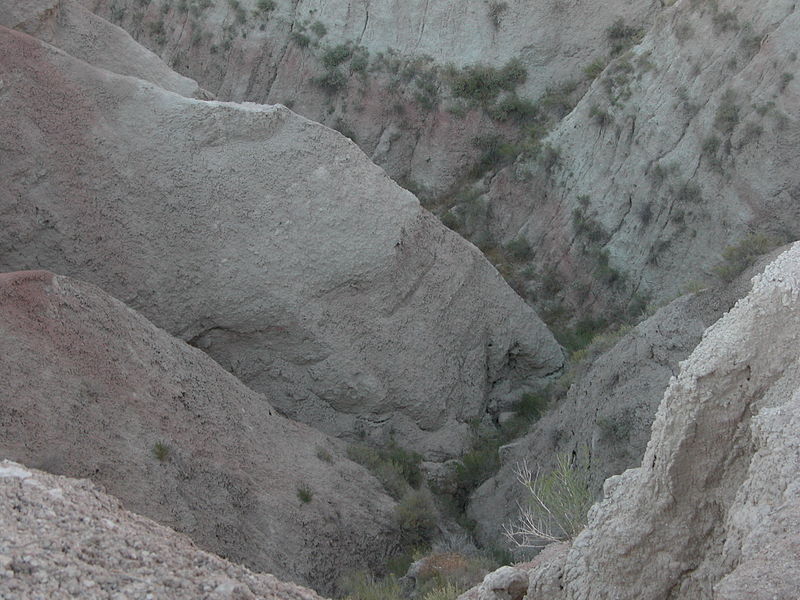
347,442,423,499
395,489,438,548
487,1,508,28
712,10,739,33
316,447,333,463
713,233,777,282
714,89,740,134
504,453,592,547
290,31,310,47
606,18,643,55
255,0,275,13
321,44,353,69
340,571,404,600
589,104,612,127
313,69,347,92
489,95,539,123
448,59,527,105
297,484,313,503
505,236,532,260
152,441,170,461
512,393,548,424
310,20,327,37
583,57,608,79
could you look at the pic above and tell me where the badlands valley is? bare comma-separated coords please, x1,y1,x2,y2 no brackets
1,0,799,599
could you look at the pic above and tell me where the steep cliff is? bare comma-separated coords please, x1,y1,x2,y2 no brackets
0,16,563,459
467,249,777,549
0,271,397,594
471,242,800,599
487,0,800,314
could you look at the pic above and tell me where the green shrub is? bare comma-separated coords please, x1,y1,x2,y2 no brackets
489,94,539,123
395,489,438,548
340,571,404,600
316,447,333,463
310,20,327,37
313,69,347,92
290,31,310,47
583,57,608,79
712,10,739,33
297,484,313,503
504,453,592,547
606,18,644,55
596,413,633,442
505,236,532,260
421,581,464,600
321,44,353,69
714,89,740,134
713,233,777,282
513,392,548,422
589,104,612,127
674,180,702,204
487,1,508,28
347,442,423,499
152,441,170,461
255,0,275,13
470,135,520,176
448,59,527,105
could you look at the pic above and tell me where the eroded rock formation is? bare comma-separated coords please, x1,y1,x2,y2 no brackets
0,14,563,459
468,242,800,599
0,270,396,594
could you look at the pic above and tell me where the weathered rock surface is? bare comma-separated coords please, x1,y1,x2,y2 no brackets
0,270,397,594
512,242,800,598
489,0,800,309
467,251,777,549
76,0,660,193
1,0,206,98
0,21,563,459
0,460,328,600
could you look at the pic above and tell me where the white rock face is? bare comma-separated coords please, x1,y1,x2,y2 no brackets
0,270,395,594
0,20,563,458
516,242,800,598
0,460,328,600
490,0,800,306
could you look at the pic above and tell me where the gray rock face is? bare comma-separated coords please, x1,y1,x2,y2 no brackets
0,20,563,459
517,242,800,598
489,0,800,307
1,0,206,98
0,270,396,594
0,460,328,600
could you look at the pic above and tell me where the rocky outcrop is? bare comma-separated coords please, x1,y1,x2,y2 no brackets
489,0,800,309
467,250,777,549
504,242,800,598
1,0,207,98
0,19,563,459
75,0,660,193
0,460,327,600
0,270,397,594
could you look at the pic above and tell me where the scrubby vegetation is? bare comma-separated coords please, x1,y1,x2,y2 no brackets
504,453,592,547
